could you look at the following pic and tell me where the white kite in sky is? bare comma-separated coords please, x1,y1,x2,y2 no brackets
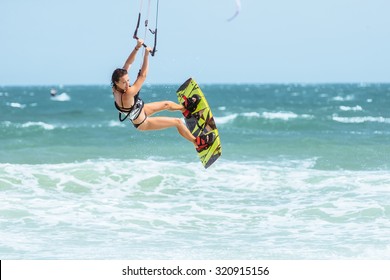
227,0,242,21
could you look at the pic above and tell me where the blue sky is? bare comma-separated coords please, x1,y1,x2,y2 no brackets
1,0,390,85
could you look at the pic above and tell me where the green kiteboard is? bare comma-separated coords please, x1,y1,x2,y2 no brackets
176,78,222,168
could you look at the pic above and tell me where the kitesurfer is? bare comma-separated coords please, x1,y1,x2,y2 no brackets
111,38,213,151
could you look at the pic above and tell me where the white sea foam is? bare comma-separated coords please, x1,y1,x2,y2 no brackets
215,114,238,124
2,120,129,130
1,121,12,127
215,111,314,124
21,121,55,130
339,105,363,112
50,92,71,102
242,112,261,118
262,111,298,120
6,102,26,109
1,158,389,259
332,95,355,101
332,114,390,124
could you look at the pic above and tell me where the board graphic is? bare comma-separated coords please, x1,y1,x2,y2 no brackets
177,78,222,168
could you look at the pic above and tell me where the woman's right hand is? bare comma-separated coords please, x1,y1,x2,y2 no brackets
136,38,144,49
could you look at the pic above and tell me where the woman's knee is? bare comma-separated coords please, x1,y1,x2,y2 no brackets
163,101,175,110
173,117,184,127
162,100,181,111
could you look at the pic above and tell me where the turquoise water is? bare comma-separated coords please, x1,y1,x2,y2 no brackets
1,83,390,259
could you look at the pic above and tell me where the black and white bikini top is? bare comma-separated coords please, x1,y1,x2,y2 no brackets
114,90,144,122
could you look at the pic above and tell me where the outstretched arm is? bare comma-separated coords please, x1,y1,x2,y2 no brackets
122,39,144,71
131,46,152,93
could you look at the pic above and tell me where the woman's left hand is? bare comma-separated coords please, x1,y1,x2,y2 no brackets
145,46,152,54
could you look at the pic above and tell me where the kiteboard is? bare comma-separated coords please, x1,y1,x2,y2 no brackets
176,78,222,168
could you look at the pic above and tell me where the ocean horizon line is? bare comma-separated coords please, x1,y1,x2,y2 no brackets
2,81,390,88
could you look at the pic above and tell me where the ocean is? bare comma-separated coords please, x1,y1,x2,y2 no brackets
1,83,389,259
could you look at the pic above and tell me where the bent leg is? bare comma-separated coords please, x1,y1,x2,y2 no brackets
144,101,184,117
138,116,196,145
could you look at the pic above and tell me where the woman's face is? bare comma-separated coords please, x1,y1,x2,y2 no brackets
116,74,130,92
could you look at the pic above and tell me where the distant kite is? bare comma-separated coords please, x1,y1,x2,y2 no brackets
227,0,241,21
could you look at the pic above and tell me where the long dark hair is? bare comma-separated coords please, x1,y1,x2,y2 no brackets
111,68,128,90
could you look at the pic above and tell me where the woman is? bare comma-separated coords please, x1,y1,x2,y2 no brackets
111,38,212,151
